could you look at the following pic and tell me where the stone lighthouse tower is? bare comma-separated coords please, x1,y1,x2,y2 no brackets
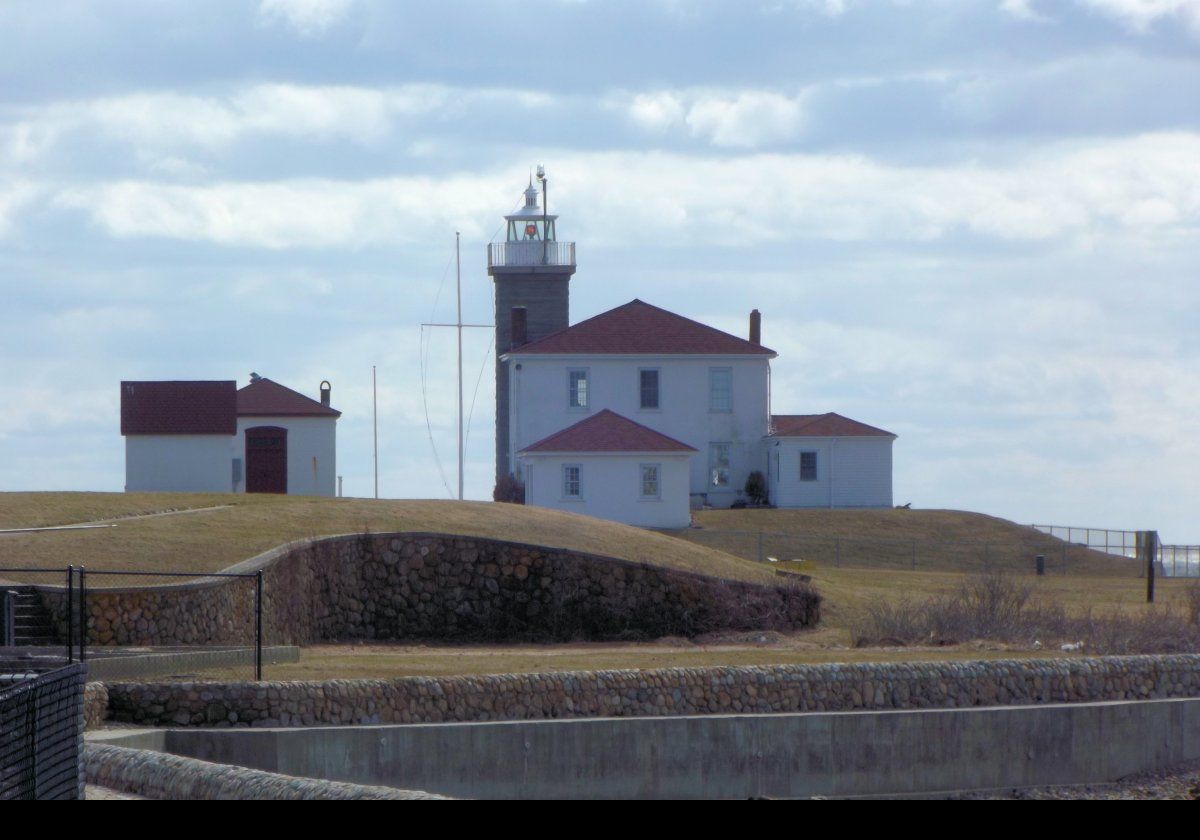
488,171,577,485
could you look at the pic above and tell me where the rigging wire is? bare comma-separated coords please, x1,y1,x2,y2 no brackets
418,249,457,499
463,331,495,452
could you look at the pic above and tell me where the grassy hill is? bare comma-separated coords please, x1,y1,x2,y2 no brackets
674,508,1138,577
0,492,775,584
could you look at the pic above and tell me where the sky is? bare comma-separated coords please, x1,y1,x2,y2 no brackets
1,0,1198,539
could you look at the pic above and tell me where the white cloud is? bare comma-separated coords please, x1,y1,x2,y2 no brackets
1078,0,1200,32
0,180,42,238
616,88,808,147
999,0,1049,22
47,133,1200,249
257,0,355,37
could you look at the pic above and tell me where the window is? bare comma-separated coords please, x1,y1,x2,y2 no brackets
640,463,661,499
709,443,731,488
639,368,660,410
709,367,732,412
568,369,588,409
563,464,582,498
800,451,818,482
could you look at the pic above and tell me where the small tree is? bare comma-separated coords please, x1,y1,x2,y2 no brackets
744,470,768,506
493,474,526,504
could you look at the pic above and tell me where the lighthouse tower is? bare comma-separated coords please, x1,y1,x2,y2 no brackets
488,172,577,485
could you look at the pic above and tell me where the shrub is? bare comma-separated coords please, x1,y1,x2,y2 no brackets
744,471,769,506
492,474,525,504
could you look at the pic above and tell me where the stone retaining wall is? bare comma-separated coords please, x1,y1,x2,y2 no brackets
103,654,1200,728
84,682,108,730
41,533,819,647
83,744,447,800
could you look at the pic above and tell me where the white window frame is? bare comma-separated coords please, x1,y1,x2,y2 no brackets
562,464,583,499
799,450,818,482
639,463,662,500
709,367,733,413
567,368,589,410
709,443,732,488
638,367,661,411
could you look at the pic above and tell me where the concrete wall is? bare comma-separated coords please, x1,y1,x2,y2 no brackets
235,416,336,497
124,434,233,492
99,655,1200,729
521,452,693,528
97,698,1200,799
768,436,894,508
509,356,770,506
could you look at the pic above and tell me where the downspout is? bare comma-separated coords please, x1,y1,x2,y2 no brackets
829,438,837,509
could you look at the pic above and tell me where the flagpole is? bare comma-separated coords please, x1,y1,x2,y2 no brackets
456,231,464,501
372,364,378,499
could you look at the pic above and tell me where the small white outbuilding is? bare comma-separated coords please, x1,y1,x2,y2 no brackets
766,413,895,509
121,375,340,496
517,409,696,529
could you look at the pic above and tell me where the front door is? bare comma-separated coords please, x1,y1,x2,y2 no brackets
245,426,287,494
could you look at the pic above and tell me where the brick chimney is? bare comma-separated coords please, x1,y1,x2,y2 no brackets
320,380,331,406
749,309,762,345
511,306,528,350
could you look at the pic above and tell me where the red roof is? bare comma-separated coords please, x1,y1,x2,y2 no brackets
519,409,698,454
504,300,775,357
237,378,340,418
770,413,895,438
120,381,237,435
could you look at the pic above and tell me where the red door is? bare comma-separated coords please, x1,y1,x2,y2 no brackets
245,426,287,494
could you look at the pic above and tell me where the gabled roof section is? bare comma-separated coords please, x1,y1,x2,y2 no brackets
120,381,237,435
504,299,776,357
770,413,895,438
237,378,341,418
519,409,698,454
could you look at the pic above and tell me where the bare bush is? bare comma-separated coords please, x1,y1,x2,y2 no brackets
851,571,1200,654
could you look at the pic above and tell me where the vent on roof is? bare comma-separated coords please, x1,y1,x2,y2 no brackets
750,309,761,345
320,380,331,406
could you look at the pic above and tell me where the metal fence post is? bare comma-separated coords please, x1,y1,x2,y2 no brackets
65,565,74,663
78,567,86,664
1144,531,1158,604
911,540,917,571
255,570,263,681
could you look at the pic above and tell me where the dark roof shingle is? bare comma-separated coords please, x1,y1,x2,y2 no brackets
120,381,237,435
770,413,895,438
504,299,775,357
519,409,698,454
237,378,341,418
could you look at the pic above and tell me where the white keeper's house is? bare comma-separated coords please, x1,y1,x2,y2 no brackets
487,176,896,528
120,374,340,496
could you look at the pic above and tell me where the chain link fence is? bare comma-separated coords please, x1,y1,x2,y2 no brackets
0,661,86,800
680,530,1141,576
1,567,265,681
1033,525,1200,578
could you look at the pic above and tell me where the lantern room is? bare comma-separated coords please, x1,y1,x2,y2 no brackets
505,179,557,242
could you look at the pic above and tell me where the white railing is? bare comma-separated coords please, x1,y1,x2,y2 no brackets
488,240,576,269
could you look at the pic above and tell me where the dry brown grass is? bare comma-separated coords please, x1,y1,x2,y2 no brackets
675,507,1138,576
218,640,1075,681
0,492,775,584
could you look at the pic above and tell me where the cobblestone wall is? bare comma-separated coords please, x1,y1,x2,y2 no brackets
84,682,108,730
103,654,1200,728
84,744,447,800
42,533,819,647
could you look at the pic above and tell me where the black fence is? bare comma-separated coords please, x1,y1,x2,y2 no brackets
681,530,1144,577
0,567,264,681
0,661,86,800
1032,525,1200,578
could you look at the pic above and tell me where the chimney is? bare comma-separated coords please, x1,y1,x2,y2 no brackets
320,380,331,406
749,309,762,345
511,306,528,349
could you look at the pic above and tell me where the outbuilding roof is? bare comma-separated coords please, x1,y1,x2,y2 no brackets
769,413,895,438
519,409,698,454
237,378,341,418
503,299,775,357
120,381,237,435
